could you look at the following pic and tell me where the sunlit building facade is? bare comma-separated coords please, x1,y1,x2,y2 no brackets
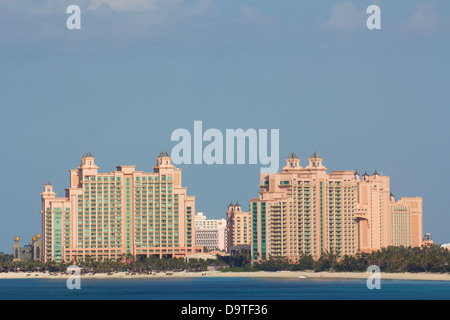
225,203,252,252
41,152,202,262
251,152,423,261
389,196,423,248
354,170,391,252
355,172,423,251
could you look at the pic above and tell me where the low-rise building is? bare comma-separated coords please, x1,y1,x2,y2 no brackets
195,212,226,251
13,234,42,262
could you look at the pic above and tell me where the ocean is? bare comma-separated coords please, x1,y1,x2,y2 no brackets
0,277,449,300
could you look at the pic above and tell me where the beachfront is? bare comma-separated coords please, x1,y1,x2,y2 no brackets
1,270,450,281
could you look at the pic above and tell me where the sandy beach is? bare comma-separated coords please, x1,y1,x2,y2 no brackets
1,270,450,281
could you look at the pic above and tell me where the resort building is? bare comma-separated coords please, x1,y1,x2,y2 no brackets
389,196,423,248
13,234,42,262
250,152,423,261
194,212,226,251
423,233,435,248
354,170,391,252
225,202,252,252
40,152,202,263
355,173,423,251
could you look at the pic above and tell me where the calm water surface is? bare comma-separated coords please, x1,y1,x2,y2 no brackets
0,277,449,300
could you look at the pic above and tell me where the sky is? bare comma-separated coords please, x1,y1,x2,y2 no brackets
0,0,449,253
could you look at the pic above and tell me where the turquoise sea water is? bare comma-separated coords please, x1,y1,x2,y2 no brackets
0,277,449,300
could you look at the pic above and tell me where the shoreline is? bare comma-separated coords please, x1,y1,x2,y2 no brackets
1,270,450,281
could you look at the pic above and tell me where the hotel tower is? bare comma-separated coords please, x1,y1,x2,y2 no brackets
40,152,201,262
250,152,423,261
225,202,252,251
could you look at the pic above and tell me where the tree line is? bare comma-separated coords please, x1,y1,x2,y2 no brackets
1,246,449,274
255,246,450,273
0,253,225,274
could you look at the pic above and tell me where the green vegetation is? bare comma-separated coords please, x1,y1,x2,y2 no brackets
0,254,227,274
252,246,450,273
0,253,13,264
1,246,449,274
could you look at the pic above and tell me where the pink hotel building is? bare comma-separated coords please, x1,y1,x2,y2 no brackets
40,151,422,263
41,152,202,263
251,152,423,261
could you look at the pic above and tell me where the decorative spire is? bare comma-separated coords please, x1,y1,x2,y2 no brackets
354,170,359,176
362,171,369,177
310,151,321,159
82,151,93,159
45,179,52,186
283,152,302,171
154,151,175,171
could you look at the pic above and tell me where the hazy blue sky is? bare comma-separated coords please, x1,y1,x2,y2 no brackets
1,0,449,253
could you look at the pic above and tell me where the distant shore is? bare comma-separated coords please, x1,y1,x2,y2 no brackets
1,270,450,281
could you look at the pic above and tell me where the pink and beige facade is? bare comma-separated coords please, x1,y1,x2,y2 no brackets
388,196,423,248
355,172,423,251
225,203,252,252
354,171,390,252
41,152,202,262
250,152,423,261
